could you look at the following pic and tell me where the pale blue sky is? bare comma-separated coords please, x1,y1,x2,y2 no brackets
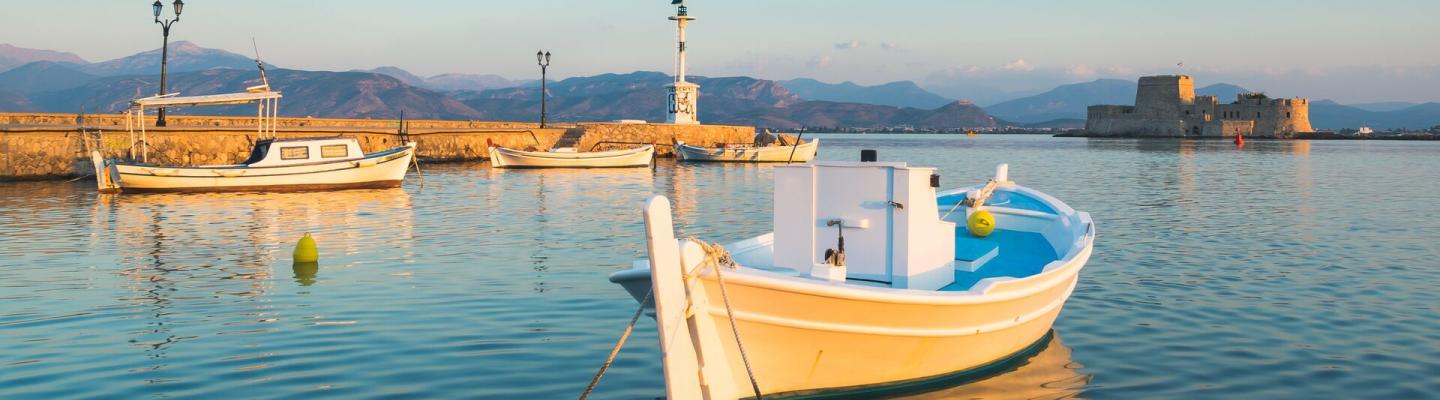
4,0,1438,103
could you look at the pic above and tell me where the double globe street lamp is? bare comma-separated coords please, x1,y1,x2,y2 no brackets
152,0,184,127
536,50,551,128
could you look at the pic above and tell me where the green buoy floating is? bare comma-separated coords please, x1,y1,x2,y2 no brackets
294,232,319,263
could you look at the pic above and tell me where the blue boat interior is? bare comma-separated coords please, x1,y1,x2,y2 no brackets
936,190,1061,292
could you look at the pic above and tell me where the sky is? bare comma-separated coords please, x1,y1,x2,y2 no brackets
3,0,1439,104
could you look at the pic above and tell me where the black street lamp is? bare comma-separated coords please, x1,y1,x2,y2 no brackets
152,0,183,127
536,50,551,128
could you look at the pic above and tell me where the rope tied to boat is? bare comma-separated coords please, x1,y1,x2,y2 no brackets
578,287,653,400
685,237,764,400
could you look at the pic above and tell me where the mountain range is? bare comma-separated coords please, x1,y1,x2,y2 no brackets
357,66,523,93
780,78,953,109
1,42,1435,131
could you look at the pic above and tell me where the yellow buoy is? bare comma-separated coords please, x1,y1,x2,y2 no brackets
293,233,319,263
967,210,996,237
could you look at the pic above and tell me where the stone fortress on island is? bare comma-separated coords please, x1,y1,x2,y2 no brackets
1086,75,1314,138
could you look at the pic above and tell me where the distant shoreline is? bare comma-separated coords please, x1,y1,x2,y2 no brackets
1052,131,1440,141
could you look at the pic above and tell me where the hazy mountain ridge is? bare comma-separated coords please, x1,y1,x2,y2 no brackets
361,66,520,92
3,42,1431,130
0,44,88,72
77,41,260,77
1309,100,1440,130
0,61,100,93
781,78,953,109
459,72,996,129
34,68,482,120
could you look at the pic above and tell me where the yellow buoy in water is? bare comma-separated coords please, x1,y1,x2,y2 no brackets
967,210,996,237
293,233,319,263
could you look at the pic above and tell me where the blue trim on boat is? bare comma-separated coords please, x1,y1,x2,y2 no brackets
937,189,1057,215
755,331,1057,399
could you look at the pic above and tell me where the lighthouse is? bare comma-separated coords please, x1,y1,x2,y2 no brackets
666,1,699,125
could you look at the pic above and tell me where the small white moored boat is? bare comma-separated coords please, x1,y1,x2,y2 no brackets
675,139,819,163
488,145,654,168
609,152,1095,398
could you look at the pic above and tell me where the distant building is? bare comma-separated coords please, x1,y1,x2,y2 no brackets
1086,75,1314,137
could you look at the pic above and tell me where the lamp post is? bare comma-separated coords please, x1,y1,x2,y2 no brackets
152,0,184,127
536,50,551,128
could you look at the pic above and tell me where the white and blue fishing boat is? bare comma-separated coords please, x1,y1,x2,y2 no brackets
608,151,1095,398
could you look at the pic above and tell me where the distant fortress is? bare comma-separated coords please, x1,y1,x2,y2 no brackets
1086,75,1314,138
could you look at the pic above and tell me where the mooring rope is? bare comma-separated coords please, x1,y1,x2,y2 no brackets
688,238,764,400
578,287,653,400
580,239,762,400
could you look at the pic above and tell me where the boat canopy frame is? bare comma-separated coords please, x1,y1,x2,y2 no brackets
124,89,283,162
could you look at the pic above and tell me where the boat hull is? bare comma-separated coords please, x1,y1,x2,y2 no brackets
676,140,819,163
609,231,1091,397
103,144,414,193
489,145,654,168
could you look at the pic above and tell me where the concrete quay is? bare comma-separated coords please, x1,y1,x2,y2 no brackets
0,113,754,180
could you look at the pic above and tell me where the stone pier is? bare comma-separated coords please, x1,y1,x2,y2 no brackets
0,113,754,180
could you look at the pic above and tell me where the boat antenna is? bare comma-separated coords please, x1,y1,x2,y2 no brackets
252,38,271,91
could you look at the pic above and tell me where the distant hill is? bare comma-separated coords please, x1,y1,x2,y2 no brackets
781,78,953,109
34,68,482,120
1309,100,1440,130
0,44,87,72
362,66,520,92
0,61,99,93
1347,101,1421,112
0,89,37,112
984,79,1136,123
78,41,260,76
359,66,426,87
460,72,997,129
1196,83,1248,101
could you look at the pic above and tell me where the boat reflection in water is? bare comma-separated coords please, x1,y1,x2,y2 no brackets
91,187,415,290
893,331,1091,399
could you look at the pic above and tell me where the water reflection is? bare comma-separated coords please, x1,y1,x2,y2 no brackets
292,261,319,286
896,332,1091,400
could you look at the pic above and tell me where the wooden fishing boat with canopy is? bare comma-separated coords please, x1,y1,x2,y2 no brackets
91,75,416,193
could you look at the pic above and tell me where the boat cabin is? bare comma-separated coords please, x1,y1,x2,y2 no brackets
751,157,1087,293
242,137,365,167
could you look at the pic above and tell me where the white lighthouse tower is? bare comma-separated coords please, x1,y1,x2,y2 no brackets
666,1,699,125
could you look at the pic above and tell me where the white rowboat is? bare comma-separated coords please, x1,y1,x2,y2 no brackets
609,157,1094,398
675,139,819,163
488,145,655,168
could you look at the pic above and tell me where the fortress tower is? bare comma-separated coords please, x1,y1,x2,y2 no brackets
1086,75,1313,138
665,1,699,125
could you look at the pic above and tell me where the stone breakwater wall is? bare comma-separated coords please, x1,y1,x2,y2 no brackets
0,113,754,180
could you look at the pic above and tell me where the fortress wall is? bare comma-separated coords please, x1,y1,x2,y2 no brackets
1083,75,1314,138
1135,75,1195,116
1202,120,1255,137
1215,98,1312,138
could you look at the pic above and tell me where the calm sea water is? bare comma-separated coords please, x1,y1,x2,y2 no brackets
3,135,1438,399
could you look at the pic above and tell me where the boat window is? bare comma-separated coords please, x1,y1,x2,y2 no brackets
280,146,310,160
321,144,349,158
